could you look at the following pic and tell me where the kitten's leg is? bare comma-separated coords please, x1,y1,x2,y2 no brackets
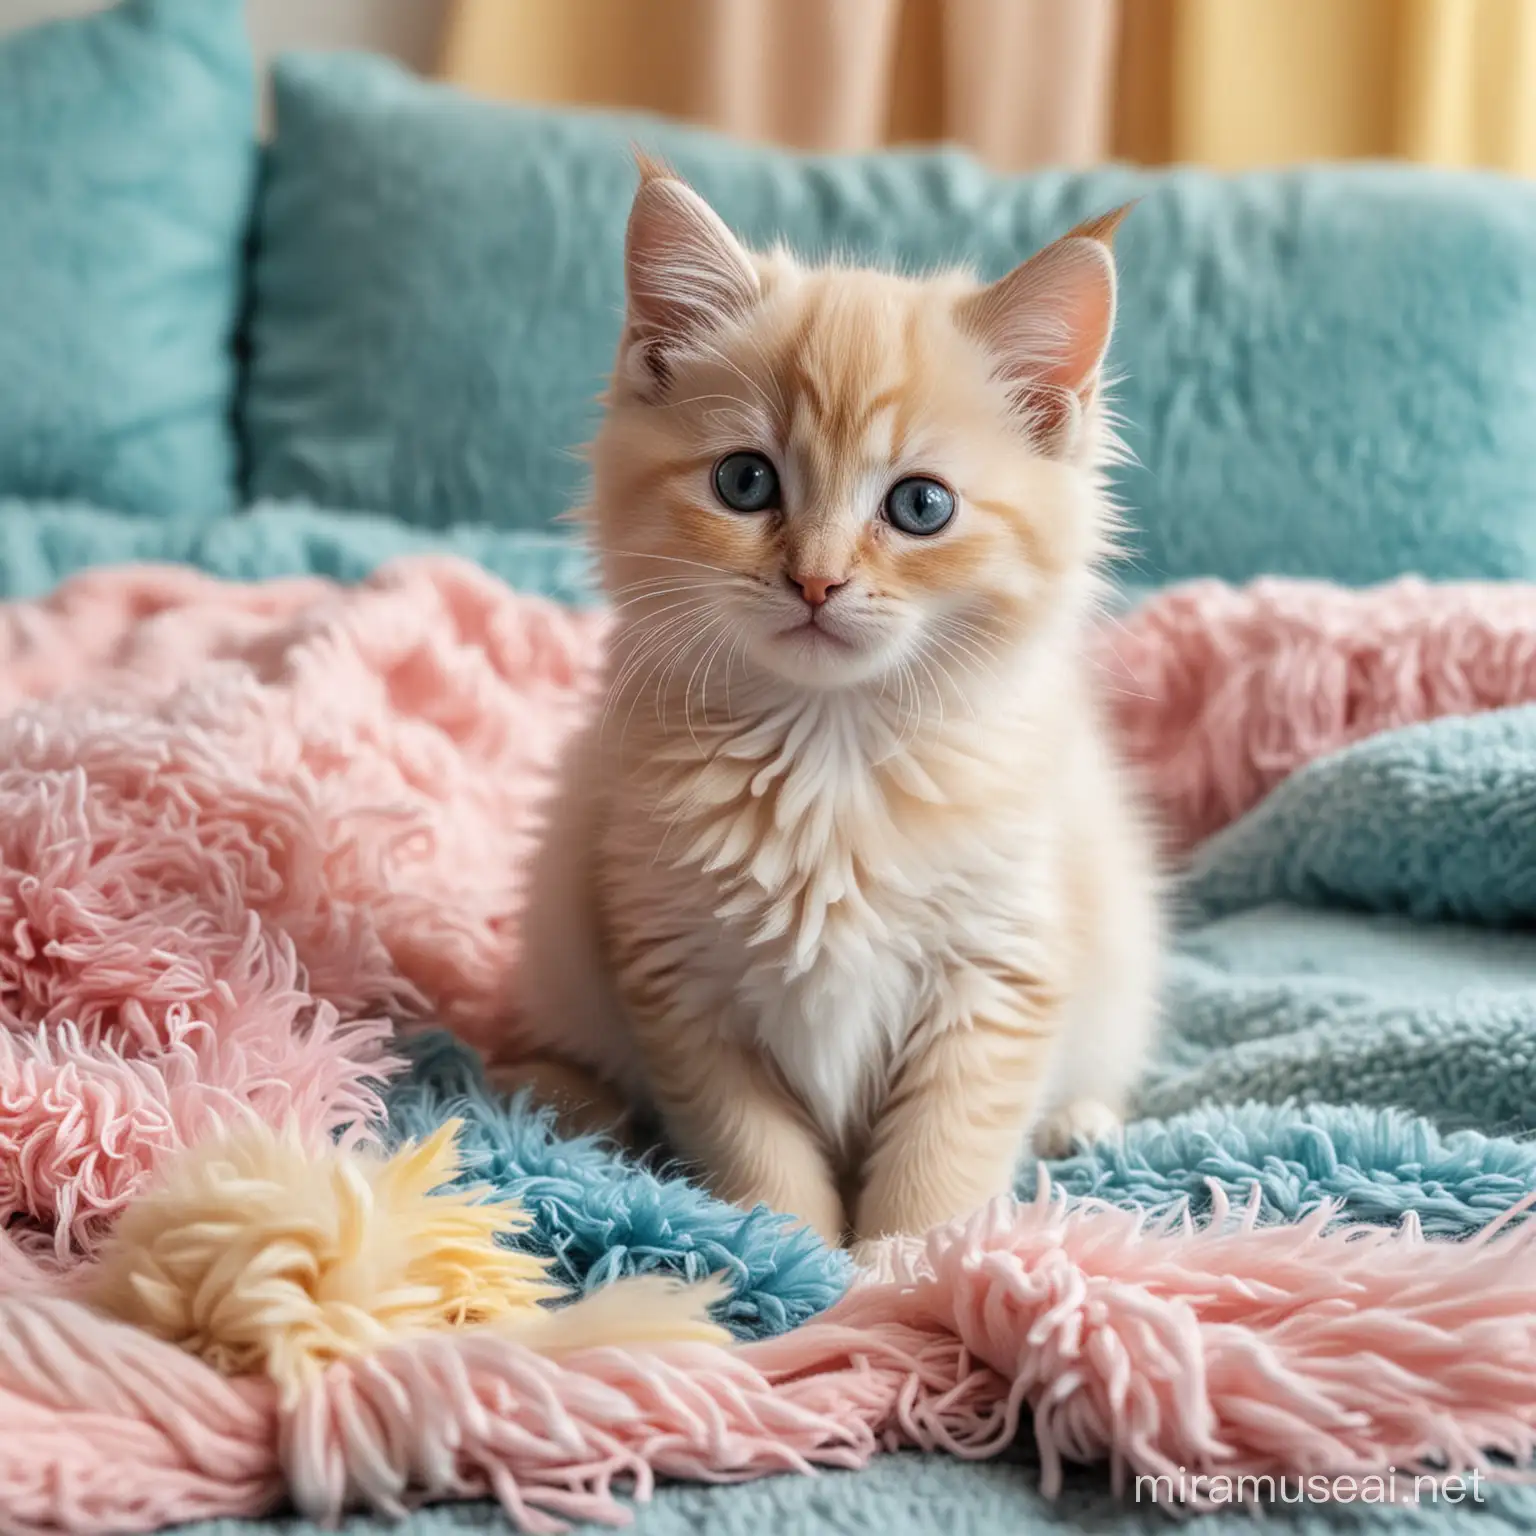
624,993,845,1245
1030,945,1157,1158
1032,802,1162,1159
852,992,1056,1244
1026,749,1155,1155
491,716,644,1143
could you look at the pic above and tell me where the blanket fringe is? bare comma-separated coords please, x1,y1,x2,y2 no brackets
8,1175,1536,1532
7,565,1536,1530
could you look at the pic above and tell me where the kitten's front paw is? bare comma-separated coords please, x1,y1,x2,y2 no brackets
1032,1098,1123,1159
844,1234,913,1278
848,1237,888,1273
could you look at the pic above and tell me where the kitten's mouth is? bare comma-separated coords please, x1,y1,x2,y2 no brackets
778,617,853,650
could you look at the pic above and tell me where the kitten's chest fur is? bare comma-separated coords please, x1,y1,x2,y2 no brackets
600,685,1055,1147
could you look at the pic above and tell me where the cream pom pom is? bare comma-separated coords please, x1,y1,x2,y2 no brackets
86,1117,726,1399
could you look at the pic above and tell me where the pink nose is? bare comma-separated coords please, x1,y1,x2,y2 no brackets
790,573,846,607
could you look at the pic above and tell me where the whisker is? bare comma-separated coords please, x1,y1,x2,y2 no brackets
928,632,988,678
606,573,720,595
895,661,924,754
607,594,715,637
607,549,738,578
653,613,721,736
732,328,788,419
686,622,735,749
723,631,746,717
605,582,720,615
655,391,755,412
608,615,706,756
602,610,702,735
928,622,997,682
921,639,980,720
913,653,946,737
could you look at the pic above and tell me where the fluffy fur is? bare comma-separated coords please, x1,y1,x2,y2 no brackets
385,1030,852,1340
2,557,1529,1266
507,162,1163,1245
2,560,1536,1530
1101,574,1536,849
83,1116,726,1403
15,1176,1536,1533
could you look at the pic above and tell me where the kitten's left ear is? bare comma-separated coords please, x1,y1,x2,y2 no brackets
621,151,760,395
957,203,1134,453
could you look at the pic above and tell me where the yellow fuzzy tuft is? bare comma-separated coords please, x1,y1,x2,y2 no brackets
86,1118,727,1399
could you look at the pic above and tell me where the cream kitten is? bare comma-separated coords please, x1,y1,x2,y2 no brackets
495,158,1162,1248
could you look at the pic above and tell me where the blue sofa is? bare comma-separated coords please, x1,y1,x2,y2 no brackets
9,0,1536,604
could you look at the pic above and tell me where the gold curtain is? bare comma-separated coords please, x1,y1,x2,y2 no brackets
439,0,1119,170
441,0,1536,174
1116,0,1536,171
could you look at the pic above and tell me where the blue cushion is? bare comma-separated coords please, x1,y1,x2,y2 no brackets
0,499,599,604
245,52,1536,586
0,0,253,516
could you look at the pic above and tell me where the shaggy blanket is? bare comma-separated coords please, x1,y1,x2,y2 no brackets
2,557,1536,1531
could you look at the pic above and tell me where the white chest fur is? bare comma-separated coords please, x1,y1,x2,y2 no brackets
614,685,1046,1148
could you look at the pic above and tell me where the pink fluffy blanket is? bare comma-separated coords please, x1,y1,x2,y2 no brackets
3,556,1536,1530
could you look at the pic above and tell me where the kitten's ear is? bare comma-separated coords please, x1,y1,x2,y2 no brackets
958,204,1133,453
622,152,760,392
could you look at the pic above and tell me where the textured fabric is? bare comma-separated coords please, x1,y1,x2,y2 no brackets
439,0,1117,170
170,1457,1536,1536
1147,916,1536,1133
4,562,1536,1531
245,51,1536,586
0,500,600,604
1116,0,1536,172
1134,709,1536,1134
0,0,254,516
1049,1099,1536,1235
1106,576,1536,849
384,1032,849,1340
23,1165,1536,1533
1185,706,1536,927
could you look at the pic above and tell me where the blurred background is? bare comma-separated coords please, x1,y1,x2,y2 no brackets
4,0,1535,173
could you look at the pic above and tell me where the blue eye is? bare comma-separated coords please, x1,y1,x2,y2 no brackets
713,452,780,513
884,476,955,536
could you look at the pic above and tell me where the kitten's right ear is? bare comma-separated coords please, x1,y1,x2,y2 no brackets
622,152,760,393
957,204,1132,455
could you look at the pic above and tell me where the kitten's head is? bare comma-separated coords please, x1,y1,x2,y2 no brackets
588,156,1128,693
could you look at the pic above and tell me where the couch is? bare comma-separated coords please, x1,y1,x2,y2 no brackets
7,2,1536,1533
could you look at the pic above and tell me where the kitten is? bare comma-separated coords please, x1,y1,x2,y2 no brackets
496,157,1162,1248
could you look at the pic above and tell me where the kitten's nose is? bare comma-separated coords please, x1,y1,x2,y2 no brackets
789,573,846,607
